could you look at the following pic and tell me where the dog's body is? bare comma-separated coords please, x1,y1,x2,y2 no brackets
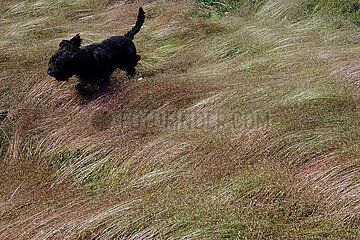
48,7,145,89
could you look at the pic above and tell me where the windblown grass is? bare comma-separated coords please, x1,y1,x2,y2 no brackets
0,0,360,239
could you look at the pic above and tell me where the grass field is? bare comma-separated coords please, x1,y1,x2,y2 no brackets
1,0,360,238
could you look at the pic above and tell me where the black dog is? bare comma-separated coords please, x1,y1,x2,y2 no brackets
48,7,145,90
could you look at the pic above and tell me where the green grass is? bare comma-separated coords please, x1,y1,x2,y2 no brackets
0,0,360,239
306,0,360,25
196,0,263,13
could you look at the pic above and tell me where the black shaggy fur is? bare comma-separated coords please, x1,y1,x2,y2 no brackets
48,7,145,90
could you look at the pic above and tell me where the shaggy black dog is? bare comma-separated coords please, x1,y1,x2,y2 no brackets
48,7,145,90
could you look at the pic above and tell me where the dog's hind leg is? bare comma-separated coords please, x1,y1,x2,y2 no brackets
126,68,136,76
102,75,111,85
125,55,140,76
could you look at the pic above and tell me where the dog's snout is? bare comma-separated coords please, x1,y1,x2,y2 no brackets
48,68,54,76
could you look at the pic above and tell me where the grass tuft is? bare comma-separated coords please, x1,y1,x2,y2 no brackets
0,0,360,238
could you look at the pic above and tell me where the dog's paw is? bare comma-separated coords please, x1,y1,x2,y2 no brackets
75,83,86,91
126,69,136,76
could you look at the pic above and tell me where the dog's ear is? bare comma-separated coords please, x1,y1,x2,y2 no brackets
69,34,82,47
59,40,67,47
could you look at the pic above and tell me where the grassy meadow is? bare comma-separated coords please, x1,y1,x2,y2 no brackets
1,0,360,238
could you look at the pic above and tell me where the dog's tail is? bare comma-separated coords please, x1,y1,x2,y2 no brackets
125,7,145,40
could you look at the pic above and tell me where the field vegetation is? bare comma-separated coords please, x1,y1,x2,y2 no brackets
1,0,360,238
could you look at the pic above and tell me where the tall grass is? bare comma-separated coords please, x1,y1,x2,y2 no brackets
0,0,360,238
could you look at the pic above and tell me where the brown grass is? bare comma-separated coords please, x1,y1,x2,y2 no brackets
0,0,360,239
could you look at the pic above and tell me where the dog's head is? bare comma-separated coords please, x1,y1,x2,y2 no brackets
48,34,82,81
